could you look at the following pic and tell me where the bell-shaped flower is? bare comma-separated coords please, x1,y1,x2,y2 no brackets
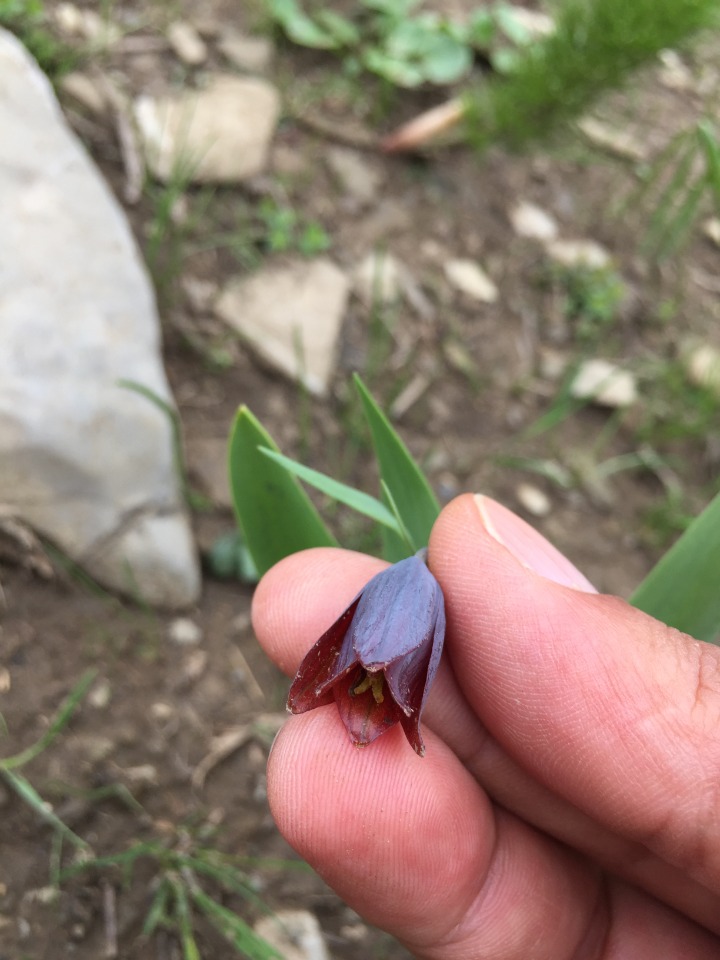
287,553,445,756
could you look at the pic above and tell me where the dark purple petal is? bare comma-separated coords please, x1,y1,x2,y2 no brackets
385,589,445,756
333,668,404,747
287,598,361,713
348,556,441,669
286,553,446,757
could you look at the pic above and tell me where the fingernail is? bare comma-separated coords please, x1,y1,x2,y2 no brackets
474,495,597,593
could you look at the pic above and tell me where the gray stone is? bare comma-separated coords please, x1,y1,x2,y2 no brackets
216,258,350,396
0,30,199,607
134,74,280,183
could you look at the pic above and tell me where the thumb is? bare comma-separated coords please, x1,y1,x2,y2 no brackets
429,494,720,894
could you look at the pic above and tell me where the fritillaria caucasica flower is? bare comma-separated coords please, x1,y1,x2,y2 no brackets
287,550,445,756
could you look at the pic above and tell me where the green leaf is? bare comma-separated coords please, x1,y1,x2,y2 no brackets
1,669,96,771
362,47,425,86
207,531,258,583
421,32,472,84
269,0,340,48
259,448,403,534
191,889,282,960
353,374,440,561
631,490,720,644
315,9,361,46
228,406,336,576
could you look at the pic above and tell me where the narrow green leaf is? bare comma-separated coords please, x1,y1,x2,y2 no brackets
259,448,403,534
228,406,336,577
380,480,417,554
353,374,440,560
0,769,89,850
1,669,96,771
191,888,282,960
169,876,200,960
143,878,171,936
631,490,720,644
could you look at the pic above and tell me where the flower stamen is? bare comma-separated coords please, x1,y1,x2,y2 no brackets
351,670,385,704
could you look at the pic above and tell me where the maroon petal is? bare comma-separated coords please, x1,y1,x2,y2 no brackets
333,669,404,747
287,598,361,713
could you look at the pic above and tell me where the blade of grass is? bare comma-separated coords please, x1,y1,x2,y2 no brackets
1,669,96,771
190,887,282,960
169,875,201,960
0,769,89,850
143,877,172,937
259,448,403,534
228,406,337,576
353,374,439,559
631,490,720,643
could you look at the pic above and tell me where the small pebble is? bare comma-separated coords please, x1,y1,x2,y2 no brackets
87,677,111,708
510,201,558,241
444,258,498,303
546,239,611,270
570,359,637,408
168,617,203,646
516,483,552,517
167,21,208,65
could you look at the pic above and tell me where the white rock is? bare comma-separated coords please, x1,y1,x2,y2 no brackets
0,30,199,608
658,49,695,91
167,21,208,66
326,147,384,207
218,31,274,73
88,678,112,709
254,910,330,960
516,483,552,517
504,6,555,37
444,258,498,303
702,217,720,247
570,359,637,408
54,2,84,34
683,342,720,396
134,75,280,183
509,201,558,241
353,251,405,306
546,239,611,270
577,117,647,162
54,3,120,45
215,258,350,396
168,617,203,646
60,71,107,113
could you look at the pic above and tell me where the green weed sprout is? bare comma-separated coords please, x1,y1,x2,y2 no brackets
229,375,720,643
265,0,539,88
1,671,294,958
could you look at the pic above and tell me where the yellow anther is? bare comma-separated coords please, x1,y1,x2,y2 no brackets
351,671,385,704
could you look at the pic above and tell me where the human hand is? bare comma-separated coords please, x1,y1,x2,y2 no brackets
252,494,720,958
